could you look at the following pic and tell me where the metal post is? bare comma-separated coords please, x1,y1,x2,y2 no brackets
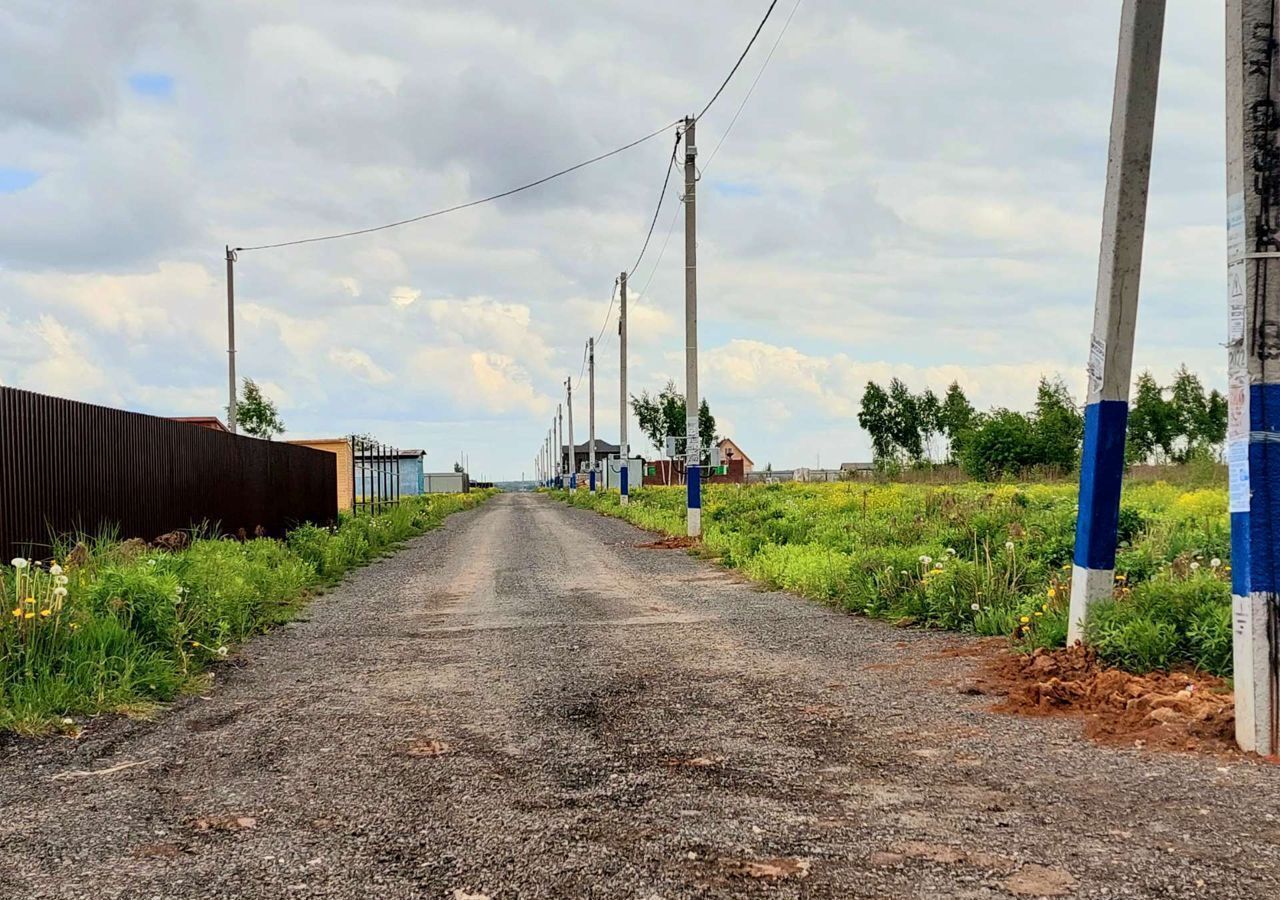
588,337,597,493
1068,0,1165,644
225,246,238,435
350,434,357,515
557,403,564,487
566,377,576,490
1227,0,1280,755
682,115,701,537
619,271,630,504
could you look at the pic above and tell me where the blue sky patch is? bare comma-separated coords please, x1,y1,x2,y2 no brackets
711,179,761,198
0,168,39,193
128,72,174,98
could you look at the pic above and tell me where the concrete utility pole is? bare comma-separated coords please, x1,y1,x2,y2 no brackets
1227,0,1280,755
225,246,238,435
619,271,630,505
566,377,576,489
588,337,597,492
1068,0,1165,645
557,402,564,488
682,115,701,536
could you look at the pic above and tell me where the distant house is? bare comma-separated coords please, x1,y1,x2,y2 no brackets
562,439,621,474
717,438,754,474
170,416,229,433
840,462,876,480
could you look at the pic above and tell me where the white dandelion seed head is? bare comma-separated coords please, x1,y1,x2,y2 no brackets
11,558,28,569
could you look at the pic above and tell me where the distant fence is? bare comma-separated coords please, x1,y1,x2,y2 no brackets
0,386,337,560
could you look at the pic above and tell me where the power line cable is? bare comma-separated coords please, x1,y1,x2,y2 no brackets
236,119,680,252
628,132,682,278
696,0,779,121
703,0,800,174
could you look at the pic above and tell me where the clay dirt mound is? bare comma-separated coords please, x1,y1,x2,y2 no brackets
977,645,1238,755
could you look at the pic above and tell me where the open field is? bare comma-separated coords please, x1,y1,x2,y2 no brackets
0,491,494,735
558,481,1233,678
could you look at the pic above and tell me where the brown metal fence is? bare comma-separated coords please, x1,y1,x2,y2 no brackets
0,386,338,560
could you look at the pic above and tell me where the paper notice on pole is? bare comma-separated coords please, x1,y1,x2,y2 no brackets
1086,337,1105,397
1228,439,1250,513
1234,595,1251,637
1228,375,1249,442
1228,261,1247,343
1228,192,1246,264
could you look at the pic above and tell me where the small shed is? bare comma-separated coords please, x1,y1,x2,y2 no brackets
424,472,470,494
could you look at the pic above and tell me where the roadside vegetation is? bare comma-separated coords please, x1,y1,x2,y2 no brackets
0,490,493,735
557,481,1231,678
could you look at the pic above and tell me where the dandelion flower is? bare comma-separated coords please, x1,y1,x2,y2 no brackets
1034,611,1044,617
900,570,909,576
1047,587,1057,599
1210,558,1222,569
946,548,957,557
55,575,68,586
190,641,202,648
10,607,20,618
1190,562,1200,571
1020,615,1031,624
39,609,51,618
919,555,933,565
53,587,67,598
23,611,34,619
49,563,63,576
1115,574,1127,583
970,603,981,612
216,646,229,658
933,562,943,570
11,558,27,569
1005,541,1015,551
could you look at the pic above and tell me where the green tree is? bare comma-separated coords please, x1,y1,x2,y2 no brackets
1126,371,1174,464
887,378,924,462
917,388,943,462
857,381,895,464
1032,376,1083,471
629,380,717,462
939,381,976,463
229,378,285,439
957,409,1038,480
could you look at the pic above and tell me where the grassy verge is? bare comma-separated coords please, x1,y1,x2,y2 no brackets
554,483,1231,678
0,490,495,735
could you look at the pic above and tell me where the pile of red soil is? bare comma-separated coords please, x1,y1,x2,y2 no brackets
637,535,700,550
979,645,1238,754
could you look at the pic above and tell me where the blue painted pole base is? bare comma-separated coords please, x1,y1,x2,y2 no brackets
687,464,701,536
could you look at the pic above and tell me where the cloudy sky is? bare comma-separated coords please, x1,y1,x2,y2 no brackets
1,1,1226,479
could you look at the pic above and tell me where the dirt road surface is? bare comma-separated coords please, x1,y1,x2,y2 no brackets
3,493,1278,899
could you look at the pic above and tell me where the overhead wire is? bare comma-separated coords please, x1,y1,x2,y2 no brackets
696,0,779,121
703,0,801,174
235,118,681,252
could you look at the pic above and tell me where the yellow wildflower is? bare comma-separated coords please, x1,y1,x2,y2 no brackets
23,612,34,619
39,609,51,618
1115,574,1127,583
10,607,19,618
1047,587,1057,599
1019,615,1031,624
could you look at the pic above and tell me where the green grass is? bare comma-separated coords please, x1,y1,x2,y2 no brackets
0,490,494,734
555,482,1232,678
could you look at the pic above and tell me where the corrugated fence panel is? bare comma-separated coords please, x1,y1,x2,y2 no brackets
0,386,338,560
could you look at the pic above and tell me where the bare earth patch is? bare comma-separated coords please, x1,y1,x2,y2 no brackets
977,644,1243,755
637,535,701,550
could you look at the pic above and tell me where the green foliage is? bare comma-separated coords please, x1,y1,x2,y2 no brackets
230,377,285,439
1127,365,1228,464
630,380,717,461
0,490,495,734
557,481,1232,678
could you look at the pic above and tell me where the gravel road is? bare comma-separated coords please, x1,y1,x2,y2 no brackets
3,493,1278,899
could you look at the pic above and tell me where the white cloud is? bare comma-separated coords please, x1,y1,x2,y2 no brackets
329,347,393,384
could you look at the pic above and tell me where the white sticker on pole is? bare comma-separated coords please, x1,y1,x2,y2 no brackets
1228,261,1247,343
1228,439,1250,513
1087,337,1106,397
1228,372,1249,442
1227,191,1246,264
